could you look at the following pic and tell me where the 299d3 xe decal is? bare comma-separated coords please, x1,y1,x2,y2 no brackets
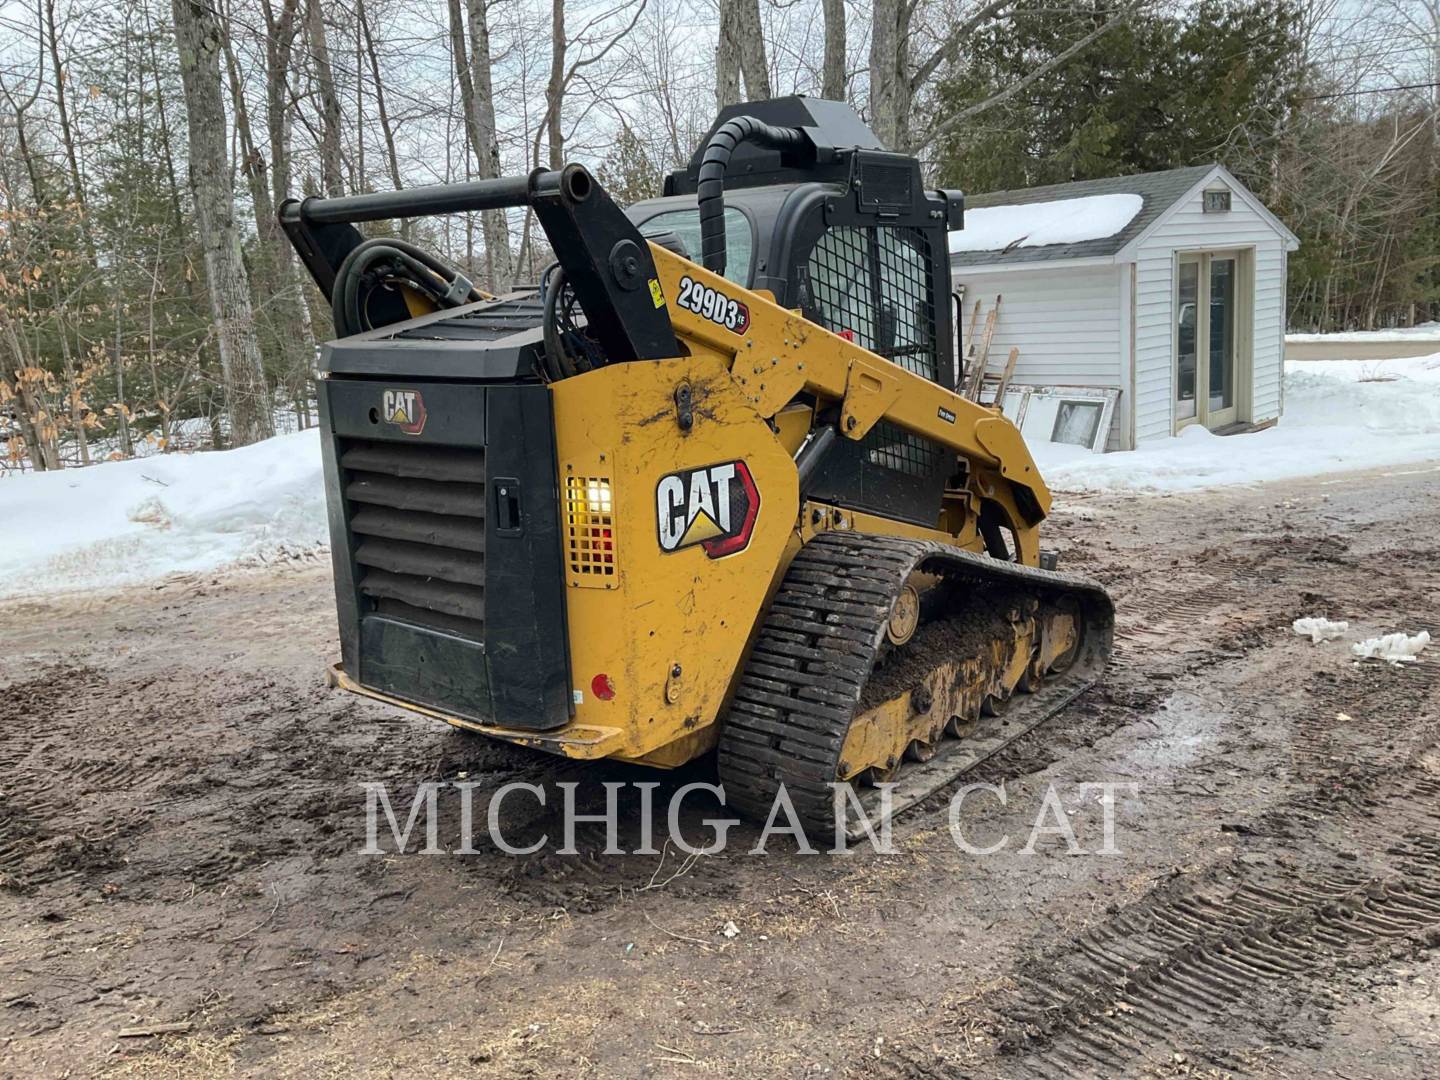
656,461,760,558
676,275,750,333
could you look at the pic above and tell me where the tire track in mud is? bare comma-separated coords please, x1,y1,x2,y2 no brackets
997,768,1440,1078
985,619,1440,1078
867,524,1439,1079
0,665,141,890
1109,535,1350,666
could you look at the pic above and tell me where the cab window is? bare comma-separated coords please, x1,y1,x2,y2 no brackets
637,207,754,287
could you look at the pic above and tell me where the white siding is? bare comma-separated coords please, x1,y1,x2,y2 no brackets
951,264,1124,388
1132,184,1290,443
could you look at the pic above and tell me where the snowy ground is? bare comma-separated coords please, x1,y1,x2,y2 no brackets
0,429,327,598
2,356,1438,598
1285,321,1440,344
1032,354,1440,495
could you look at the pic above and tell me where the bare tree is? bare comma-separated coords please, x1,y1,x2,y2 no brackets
357,0,405,198
170,0,275,446
305,0,346,197
717,0,771,108
448,0,515,289
43,0,89,235
822,0,846,100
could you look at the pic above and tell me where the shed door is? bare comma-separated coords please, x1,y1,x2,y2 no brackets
1176,251,1245,431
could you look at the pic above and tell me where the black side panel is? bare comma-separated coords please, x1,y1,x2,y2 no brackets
318,389,362,675
319,377,570,731
482,384,571,727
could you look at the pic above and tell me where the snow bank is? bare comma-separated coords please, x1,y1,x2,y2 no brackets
1033,354,1440,494
0,429,327,598
948,194,1143,254
1287,322,1440,345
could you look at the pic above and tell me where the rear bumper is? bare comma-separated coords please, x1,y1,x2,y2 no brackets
327,664,624,757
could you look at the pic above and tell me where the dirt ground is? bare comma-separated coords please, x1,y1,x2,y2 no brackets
3,462,1439,1078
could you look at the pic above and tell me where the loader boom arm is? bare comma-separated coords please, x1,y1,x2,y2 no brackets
645,243,1052,524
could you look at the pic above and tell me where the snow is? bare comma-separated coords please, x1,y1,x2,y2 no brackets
948,194,1144,254
1031,354,1440,494
0,429,327,598
1294,617,1349,643
1352,631,1430,664
3,354,1440,597
1287,322,1440,345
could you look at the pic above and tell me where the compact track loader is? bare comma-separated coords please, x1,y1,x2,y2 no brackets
281,97,1114,839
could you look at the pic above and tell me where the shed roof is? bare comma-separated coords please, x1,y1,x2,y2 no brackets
949,164,1219,268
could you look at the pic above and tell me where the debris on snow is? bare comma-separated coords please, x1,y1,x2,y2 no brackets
1351,631,1431,665
1293,617,1349,643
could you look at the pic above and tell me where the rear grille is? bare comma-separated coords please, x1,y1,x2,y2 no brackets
340,437,486,640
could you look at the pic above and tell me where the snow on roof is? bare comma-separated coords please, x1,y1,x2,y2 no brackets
947,193,1144,255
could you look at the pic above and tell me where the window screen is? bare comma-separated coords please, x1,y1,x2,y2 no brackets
806,226,938,381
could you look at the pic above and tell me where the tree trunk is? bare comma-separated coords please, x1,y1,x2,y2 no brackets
821,0,846,100
358,0,405,197
113,296,133,457
171,0,275,447
218,1,273,227
546,0,566,169
716,0,741,108
56,320,89,465
717,0,770,107
735,0,770,100
263,0,302,229
43,0,90,244
448,0,514,290
2,323,61,470
305,0,345,197
868,0,909,150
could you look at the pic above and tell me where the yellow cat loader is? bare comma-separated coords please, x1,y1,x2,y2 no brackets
280,97,1113,840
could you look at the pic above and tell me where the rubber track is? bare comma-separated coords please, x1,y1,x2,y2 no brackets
717,532,1114,839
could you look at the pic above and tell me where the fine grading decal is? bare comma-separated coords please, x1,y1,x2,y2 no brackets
382,389,427,435
676,275,750,334
656,460,760,558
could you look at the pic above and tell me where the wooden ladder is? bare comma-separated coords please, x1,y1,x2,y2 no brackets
960,295,1019,406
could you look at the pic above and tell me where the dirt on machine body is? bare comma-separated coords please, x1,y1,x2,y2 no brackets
279,95,1114,837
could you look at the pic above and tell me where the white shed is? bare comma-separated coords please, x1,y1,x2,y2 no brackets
948,165,1300,450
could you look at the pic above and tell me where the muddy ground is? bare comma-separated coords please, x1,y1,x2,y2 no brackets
2,462,1439,1078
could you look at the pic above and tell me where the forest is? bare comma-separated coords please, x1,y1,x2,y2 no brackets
0,0,1436,468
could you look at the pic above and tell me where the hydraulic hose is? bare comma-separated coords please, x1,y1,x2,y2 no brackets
696,116,808,277
540,263,573,381
330,237,489,337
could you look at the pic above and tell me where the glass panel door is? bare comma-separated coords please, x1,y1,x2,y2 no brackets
1175,252,1243,432
1207,257,1237,426
1176,259,1200,424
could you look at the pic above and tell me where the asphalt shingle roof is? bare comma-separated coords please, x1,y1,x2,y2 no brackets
949,164,1218,267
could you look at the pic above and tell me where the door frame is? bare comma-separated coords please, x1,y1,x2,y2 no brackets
1171,248,1253,434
